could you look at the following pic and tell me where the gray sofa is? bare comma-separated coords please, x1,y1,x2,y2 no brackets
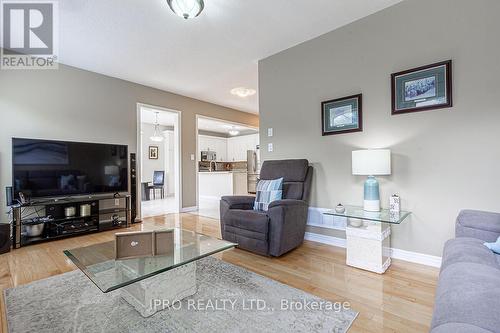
431,210,500,333
220,159,313,257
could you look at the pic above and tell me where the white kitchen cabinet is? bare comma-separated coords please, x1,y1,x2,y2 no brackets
227,134,259,162
198,135,227,161
232,172,248,195
215,139,227,161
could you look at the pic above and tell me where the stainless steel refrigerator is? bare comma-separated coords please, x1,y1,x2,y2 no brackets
247,149,260,194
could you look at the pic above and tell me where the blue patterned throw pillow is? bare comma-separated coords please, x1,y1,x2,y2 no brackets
484,236,500,254
253,178,283,211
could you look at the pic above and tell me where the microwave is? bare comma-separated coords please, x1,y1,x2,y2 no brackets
201,151,217,161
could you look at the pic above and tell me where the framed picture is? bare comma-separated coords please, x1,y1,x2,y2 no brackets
391,60,452,114
149,146,159,160
322,94,362,136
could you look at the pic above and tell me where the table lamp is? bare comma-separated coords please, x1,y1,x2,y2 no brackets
352,149,391,212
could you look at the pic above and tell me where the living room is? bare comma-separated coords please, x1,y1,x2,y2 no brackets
1,0,499,332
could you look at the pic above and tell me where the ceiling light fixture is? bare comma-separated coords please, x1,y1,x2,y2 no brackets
228,127,240,136
150,112,164,142
230,87,256,98
166,0,204,20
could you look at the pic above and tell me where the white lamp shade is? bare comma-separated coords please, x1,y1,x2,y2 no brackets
352,149,391,175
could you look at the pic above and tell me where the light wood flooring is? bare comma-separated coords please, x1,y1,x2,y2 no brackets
0,213,439,332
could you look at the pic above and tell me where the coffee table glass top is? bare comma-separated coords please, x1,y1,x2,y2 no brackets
64,228,236,293
323,205,411,224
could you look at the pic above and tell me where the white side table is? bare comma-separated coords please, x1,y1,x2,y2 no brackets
323,206,411,274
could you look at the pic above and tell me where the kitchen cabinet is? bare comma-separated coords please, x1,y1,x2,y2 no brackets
198,135,227,161
198,133,259,162
227,134,259,162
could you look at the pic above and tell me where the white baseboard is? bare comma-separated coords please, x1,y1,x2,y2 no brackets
181,206,198,213
390,248,442,267
304,232,346,248
305,207,442,268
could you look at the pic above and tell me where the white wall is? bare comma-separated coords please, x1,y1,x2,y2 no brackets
259,0,500,256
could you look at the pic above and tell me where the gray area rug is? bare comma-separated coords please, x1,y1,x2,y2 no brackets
5,256,358,332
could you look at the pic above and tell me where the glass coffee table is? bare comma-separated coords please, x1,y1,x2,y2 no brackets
323,206,411,274
64,228,236,317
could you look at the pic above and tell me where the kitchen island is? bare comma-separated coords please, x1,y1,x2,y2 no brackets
198,171,248,200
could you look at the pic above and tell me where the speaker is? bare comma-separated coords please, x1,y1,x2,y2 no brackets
6,186,13,206
130,153,140,223
0,223,11,254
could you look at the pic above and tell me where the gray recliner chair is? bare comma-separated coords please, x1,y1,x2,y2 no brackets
220,159,313,257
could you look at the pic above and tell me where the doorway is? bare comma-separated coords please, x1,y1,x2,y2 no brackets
136,103,181,218
194,115,259,219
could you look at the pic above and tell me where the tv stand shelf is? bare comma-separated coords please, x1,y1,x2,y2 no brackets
11,194,131,249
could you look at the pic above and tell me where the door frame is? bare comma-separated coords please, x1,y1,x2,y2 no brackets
136,103,182,218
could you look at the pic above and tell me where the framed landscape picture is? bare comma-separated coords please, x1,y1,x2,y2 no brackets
322,94,362,136
391,60,452,115
149,146,159,160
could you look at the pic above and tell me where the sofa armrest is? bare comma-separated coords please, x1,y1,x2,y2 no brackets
220,196,255,210
267,199,309,256
456,209,500,242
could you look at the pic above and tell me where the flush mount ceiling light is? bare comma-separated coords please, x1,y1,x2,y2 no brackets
166,0,204,20
150,112,164,142
230,87,256,98
228,127,240,136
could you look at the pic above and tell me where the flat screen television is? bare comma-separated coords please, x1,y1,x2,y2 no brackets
12,138,128,200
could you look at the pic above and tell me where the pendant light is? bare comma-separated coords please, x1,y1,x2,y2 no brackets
150,112,164,142
167,0,204,20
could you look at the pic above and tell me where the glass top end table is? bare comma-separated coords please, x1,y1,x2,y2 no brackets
64,228,237,317
322,205,412,274
323,205,411,225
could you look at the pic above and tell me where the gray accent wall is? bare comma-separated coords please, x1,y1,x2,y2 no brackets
259,0,500,256
0,64,258,211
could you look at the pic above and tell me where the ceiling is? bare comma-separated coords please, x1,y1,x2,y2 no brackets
58,0,402,114
197,117,258,137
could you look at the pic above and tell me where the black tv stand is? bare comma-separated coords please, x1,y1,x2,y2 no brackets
11,194,131,249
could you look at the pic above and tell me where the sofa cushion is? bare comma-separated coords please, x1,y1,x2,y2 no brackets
431,262,500,333
440,237,500,272
283,182,304,200
223,209,269,234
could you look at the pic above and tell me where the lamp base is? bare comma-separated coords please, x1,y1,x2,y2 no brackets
364,199,380,212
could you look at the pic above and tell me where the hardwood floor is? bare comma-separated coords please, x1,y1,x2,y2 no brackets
0,213,439,332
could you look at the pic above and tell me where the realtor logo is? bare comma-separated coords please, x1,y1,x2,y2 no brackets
1,0,58,69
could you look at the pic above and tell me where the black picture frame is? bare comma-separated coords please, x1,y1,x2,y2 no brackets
321,94,363,136
391,60,452,115
149,146,159,160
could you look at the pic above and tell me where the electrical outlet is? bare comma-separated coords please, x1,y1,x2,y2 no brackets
267,128,273,137
115,199,120,206
268,143,273,152
190,154,195,161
